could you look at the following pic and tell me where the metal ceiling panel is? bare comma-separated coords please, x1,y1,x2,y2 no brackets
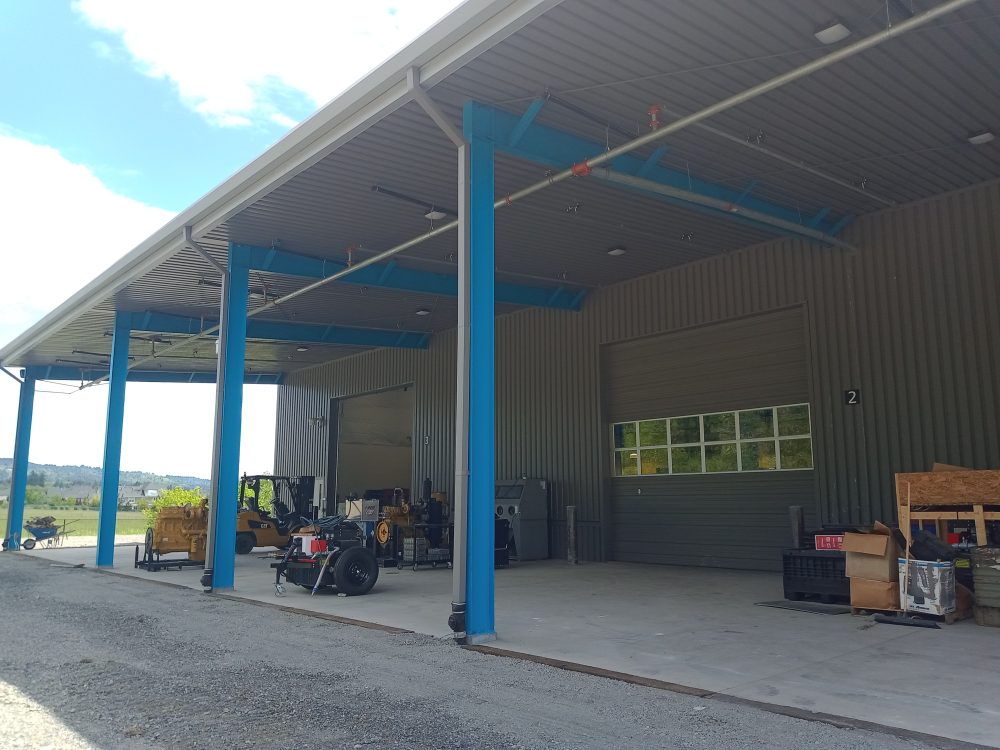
7,0,999,374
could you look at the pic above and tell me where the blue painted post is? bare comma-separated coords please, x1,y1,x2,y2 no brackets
211,256,249,590
96,312,131,566
465,117,496,641
3,374,36,550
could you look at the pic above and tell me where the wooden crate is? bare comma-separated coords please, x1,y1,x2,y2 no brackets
896,470,1000,545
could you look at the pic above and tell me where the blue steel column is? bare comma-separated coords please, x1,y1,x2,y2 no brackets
464,102,496,641
96,312,131,566
3,374,36,550
211,254,249,590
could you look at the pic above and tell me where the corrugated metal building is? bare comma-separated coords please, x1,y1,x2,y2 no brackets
2,0,998,625
275,180,1000,570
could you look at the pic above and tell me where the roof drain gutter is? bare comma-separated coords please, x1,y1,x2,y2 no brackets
407,67,471,638
76,0,976,390
182,226,227,591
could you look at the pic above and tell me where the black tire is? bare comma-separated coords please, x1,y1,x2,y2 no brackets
22,538,36,550
143,528,154,564
332,546,379,596
235,533,256,555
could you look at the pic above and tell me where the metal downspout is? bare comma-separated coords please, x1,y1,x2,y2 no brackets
184,227,228,590
407,68,471,636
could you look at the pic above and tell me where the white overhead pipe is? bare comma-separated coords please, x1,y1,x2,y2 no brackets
76,0,976,389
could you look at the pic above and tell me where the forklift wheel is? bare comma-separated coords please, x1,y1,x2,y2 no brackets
332,547,379,596
235,533,256,555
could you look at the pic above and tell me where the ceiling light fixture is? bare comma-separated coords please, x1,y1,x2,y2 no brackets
968,129,995,146
607,246,626,257
814,20,851,45
296,346,309,352
415,308,431,316
424,209,448,221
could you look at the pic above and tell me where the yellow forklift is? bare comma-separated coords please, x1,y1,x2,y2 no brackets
235,474,317,554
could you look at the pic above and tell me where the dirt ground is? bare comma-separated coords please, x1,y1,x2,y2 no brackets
0,553,973,750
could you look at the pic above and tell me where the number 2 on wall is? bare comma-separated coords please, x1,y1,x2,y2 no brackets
844,389,861,406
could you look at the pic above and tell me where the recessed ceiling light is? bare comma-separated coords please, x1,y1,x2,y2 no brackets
415,308,431,316
607,246,626,257
968,129,995,146
424,209,448,221
296,346,309,352
814,21,851,45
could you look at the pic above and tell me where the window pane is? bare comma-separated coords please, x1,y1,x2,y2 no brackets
613,423,637,449
705,443,738,472
670,416,701,445
671,446,702,473
779,438,813,469
614,450,638,476
638,419,668,447
739,408,774,439
639,448,669,475
741,440,777,470
703,412,736,442
777,404,810,437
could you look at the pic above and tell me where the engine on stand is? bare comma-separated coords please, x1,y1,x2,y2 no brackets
373,479,453,570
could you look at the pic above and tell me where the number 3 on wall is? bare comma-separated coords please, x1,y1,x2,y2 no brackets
844,389,861,406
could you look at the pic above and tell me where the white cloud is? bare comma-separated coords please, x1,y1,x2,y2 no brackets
0,130,174,349
0,132,275,478
74,0,465,128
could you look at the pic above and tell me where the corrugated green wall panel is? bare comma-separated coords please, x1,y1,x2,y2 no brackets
275,180,1000,567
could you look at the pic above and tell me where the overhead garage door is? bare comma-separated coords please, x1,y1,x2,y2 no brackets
602,306,816,571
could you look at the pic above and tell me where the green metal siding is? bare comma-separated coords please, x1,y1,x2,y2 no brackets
275,180,1000,567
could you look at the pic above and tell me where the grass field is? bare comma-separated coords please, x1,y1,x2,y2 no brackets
0,507,148,537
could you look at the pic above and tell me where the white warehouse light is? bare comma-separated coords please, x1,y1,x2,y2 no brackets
814,21,851,45
968,129,995,146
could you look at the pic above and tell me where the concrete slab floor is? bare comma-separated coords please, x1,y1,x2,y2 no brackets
26,543,1000,748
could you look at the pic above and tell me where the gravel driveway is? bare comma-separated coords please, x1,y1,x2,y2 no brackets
0,553,964,750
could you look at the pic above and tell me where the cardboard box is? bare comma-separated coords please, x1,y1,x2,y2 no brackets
842,521,901,581
814,534,845,550
899,559,956,615
851,577,900,610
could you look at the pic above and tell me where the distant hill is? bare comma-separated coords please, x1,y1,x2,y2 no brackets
0,459,210,496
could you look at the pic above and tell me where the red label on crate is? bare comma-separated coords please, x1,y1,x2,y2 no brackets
815,534,845,550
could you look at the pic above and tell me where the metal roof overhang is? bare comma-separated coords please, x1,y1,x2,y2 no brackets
3,0,999,380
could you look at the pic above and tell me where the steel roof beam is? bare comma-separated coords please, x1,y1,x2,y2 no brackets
477,100,846,239
23,365,283,385
231,243,585,310
129,311,430,349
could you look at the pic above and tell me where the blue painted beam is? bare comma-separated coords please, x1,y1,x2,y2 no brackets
468,100,844,237
23,365,283,385
212,259,249,591
129,311,429,349
463,102,497,642
829,214,855,235
229,243,584,311
3,374,35,550
509,97,546,147
807,206,831,228
96,312,129,567
638,145,669,177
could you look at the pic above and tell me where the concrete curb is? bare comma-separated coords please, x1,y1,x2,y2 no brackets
463,644,997,750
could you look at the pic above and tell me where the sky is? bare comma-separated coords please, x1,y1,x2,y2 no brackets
0,0,462,479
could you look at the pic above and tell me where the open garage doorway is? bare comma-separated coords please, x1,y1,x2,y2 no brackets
329,387,414,511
